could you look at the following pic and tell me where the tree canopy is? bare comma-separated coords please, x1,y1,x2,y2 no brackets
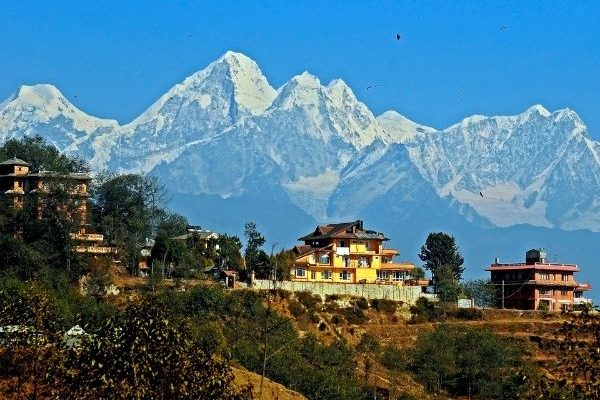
419,232,464,293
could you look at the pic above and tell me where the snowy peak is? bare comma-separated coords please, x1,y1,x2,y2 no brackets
524,104,551,117
130,51,276,126
272,71,323,109
0,84,118,136
377,110,435,143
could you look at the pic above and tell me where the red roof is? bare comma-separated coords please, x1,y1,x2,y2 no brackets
486,262,579,272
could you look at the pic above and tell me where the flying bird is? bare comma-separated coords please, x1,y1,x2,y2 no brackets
366,84,379,90
500,26,508,30
396,33,401,41
479,191,484,198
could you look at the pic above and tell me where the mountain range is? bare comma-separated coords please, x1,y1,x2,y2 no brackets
1,51,599,299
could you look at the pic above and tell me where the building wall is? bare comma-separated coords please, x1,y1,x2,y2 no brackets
252,279,430,304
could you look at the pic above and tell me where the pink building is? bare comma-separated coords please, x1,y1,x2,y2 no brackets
487,249,592,311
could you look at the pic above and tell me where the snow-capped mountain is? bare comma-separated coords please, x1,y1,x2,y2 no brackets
401,105,600,231
0,84,118,151
1,51,599,236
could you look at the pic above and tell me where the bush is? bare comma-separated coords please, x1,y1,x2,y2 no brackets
341,307,367,325
288,299,305,318
411,324,531,398
331,314,343,324
325,294,341,302
381,345,409,371
371,298,398,313
296,291,321,312
448,306,483,320
357,333,380,354
409,297,445,323
271,288,291,299
355,297,369,310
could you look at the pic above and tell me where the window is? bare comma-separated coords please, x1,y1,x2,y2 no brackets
539,273,550,280
365,241,370,250
310,271,316,279
295,268,305,278
322,270,332,280
359,257,369,268
339,271,351,281
562,274,569,282
377,271,389,279
339,240,346,248
308,254,316,264
539,288,552,295
319,253,330,264
391,271,404,281
560,290,568,297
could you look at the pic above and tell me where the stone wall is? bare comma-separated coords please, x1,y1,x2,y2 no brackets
251,279,432,305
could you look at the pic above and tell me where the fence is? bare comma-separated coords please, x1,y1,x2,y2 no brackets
251,279,433,305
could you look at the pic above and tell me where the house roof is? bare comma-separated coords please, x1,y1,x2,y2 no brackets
28,171,90,179
172,230,218,241
486,263,579,272
298,220,388,241
293,243,333,259
0,158,30,167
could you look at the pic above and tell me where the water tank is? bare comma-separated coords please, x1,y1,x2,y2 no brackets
526,248,548,264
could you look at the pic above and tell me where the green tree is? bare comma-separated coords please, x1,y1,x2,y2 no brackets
0,136,90,279
462,279,497,308
243,222,266,275
216,234,244,271
58,299,252,400
418,232,464,293
91,173,168,273
0,135,89,173
412,324,531,398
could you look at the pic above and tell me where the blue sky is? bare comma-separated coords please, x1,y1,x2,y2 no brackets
1,1,599,138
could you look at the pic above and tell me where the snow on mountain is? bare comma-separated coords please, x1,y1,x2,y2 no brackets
403,105,600,231
99,51,278,173
1,52,599,234
377,110,435,143
145,69,387,220
0,84,118,151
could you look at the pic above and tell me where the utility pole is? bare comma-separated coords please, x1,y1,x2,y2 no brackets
259,243,278,400
501,280,505,309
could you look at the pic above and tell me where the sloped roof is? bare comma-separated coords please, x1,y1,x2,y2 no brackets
0,158,30,167
298,220,388,241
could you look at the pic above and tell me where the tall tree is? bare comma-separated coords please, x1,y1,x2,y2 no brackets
243,222,266,274
419,232,464,293
90,173,169,273
0,135,89,173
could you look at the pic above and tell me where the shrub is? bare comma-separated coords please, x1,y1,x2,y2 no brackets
296,291,321,312
371,298,398,313
355,297,369,310
341,307,367,325
448,306,483,320
357,333,381,354
381,345,409,371
411,324,531,398
288,299,305,318
325,294,341,302
331,314,343,324
409,297,445,323
271,288,291,299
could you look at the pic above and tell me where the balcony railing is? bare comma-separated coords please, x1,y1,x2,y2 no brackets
73,246,116,254
70,233,104,241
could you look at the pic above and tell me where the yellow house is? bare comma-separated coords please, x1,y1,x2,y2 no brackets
292,220,416,285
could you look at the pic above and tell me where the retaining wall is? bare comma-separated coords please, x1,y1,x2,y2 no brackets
252,279,432,305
